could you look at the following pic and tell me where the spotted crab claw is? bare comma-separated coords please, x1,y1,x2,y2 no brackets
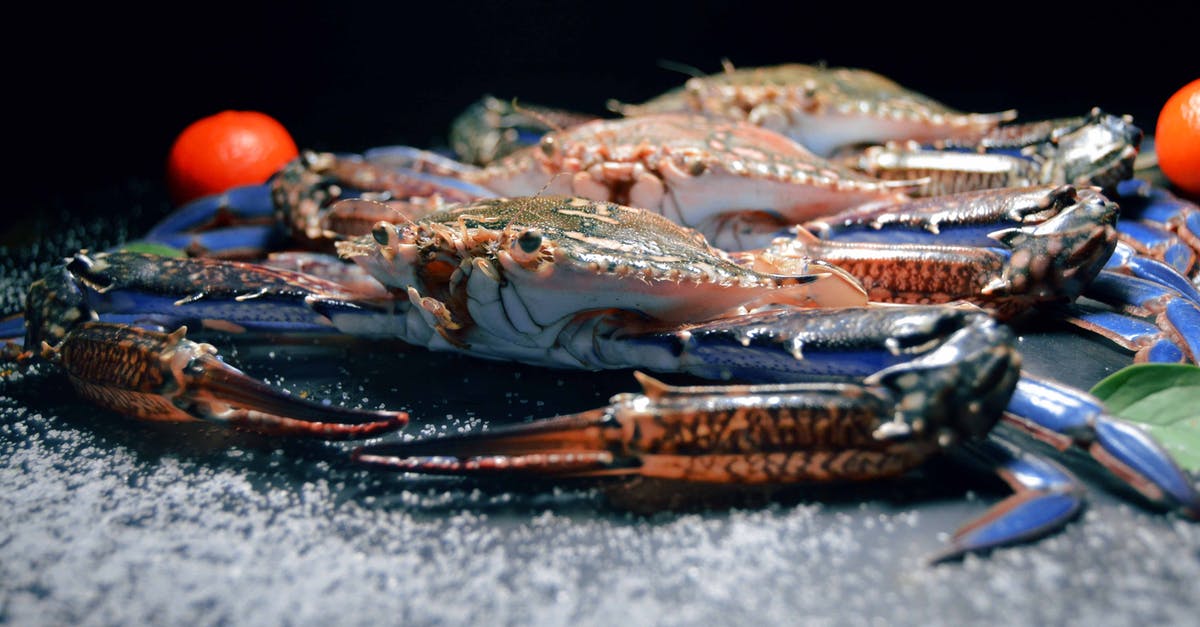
40,322,407,438
604,305,1199,542
791,184,1119,319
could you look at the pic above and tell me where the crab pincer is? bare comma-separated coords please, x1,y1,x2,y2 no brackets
40,322,406,438
22,253,407,439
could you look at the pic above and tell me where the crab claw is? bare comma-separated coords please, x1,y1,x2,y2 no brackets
43,322,407,439
352,407,629,476
352,369,950,484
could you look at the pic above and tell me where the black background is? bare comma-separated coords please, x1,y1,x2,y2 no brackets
12,1,1200,205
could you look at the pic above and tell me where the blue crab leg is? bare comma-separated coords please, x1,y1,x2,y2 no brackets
138,184,286,258
1115,179,1200,260
143,225,288,259
0,312,25,346
605,306,988,382
1112,222,1197,279
1004,376,1200,519
144,184,278,239
1060,304,1188,364
1081,272,1200,363
933,437,1083,564
1102,243,1200,305
25,252,404,348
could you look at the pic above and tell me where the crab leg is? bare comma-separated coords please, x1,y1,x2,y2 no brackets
933,437,1083,564
145,184,280,239
1115,178,1200,278
1102,242,1200,306
1080,272,1200,363
1112,223,1197,280
1004,376,1200,519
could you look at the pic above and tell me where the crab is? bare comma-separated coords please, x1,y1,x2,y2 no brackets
450,61,1019,165
5,71,1200,563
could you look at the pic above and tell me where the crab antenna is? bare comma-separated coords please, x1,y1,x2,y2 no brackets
656,58,707,78
534,172,568,198
509,98,566,134
332,198,418,229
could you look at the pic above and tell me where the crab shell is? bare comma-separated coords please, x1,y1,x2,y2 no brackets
465,113,921,247
337,196,866,362
611,64,1017,157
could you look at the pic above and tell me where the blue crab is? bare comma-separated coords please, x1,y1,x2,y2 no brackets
5,82,1200,563
452,61,1018,164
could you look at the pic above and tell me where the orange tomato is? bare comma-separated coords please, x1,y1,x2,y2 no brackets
1156,78,1200,197
166,110,299,205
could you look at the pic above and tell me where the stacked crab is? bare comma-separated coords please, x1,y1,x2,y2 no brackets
6,63,1200,563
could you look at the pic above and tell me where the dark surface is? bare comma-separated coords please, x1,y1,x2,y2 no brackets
5,5,1200,625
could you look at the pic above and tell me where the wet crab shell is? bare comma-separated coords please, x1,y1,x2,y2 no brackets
337,196,868,342
470,114,921,238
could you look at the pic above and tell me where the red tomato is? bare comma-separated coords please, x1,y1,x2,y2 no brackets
166,110,299,205
1156,79,1200,197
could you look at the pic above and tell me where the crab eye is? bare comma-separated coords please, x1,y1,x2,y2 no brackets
539,135,557,157
516,229,543,254
371,221,394,246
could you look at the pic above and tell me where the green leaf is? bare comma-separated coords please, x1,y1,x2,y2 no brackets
117,242,187,258
1091,363,1200,471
